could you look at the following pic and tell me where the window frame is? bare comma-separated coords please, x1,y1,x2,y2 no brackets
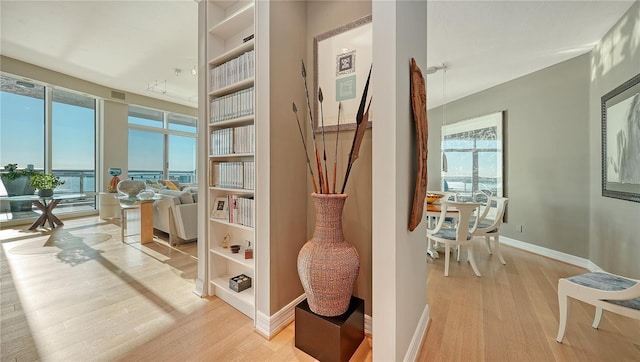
127,104,197,184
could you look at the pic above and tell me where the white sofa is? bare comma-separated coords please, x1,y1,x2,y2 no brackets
153,189,198,245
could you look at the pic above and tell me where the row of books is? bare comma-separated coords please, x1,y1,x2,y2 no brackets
210,50,255,91
210,87,254,123
210,161,255,190
228,194,255,228
210,125,255,156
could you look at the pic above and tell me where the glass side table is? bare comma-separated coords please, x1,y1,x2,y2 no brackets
0,193,86,230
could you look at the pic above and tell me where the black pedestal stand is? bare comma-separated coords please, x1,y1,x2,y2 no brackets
295,296,365,362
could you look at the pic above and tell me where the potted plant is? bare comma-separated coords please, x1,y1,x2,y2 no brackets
29,173,65,197
1,163,38,211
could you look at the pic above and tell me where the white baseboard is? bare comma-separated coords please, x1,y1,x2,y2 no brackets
193,278,205,297
500,236,594,269
255,295,374,339
365,314,372,336
403,304,430,362
586,260,604,272
255,294,306,339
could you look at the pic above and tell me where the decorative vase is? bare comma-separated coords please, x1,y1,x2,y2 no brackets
297,193,360,317
2,176,35,211
38,189,53,197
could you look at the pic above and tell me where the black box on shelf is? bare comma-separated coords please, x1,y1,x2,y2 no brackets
229,274,251,293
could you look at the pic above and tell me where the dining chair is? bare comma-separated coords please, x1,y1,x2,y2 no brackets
117,180,145,242
556,271,640,343
473,196,509,265
427,201,482,276
425,191,458,259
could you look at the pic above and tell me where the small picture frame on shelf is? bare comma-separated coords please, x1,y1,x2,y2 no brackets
211,197,229,219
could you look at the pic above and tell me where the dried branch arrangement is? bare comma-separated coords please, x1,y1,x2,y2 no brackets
292,60,372,194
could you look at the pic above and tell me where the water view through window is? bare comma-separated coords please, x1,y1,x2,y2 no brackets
1,75,96,220
128,105,197,183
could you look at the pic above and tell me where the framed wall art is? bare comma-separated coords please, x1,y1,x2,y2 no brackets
601,72,640,203
313,14,372,132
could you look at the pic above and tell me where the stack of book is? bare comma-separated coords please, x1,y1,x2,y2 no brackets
210,50,255,91
243,161,255,190
228,194,255,227
211,161,255,190
210,87,254,123
210,125,255,156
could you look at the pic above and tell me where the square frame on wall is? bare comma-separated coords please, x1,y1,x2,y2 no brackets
313,14,372,132
601,72,640,203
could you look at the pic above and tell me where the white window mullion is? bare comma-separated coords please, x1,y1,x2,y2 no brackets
164,112,169,179
44,87,53,173
95,99,104,194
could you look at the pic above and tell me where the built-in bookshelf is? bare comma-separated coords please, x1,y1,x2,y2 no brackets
205,0,256,320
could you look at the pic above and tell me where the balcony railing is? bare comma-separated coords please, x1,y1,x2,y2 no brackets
128,170,196,184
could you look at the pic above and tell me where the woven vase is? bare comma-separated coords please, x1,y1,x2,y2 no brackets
297,193,360,317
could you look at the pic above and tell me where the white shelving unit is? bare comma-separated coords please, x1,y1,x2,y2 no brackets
205,0,256,320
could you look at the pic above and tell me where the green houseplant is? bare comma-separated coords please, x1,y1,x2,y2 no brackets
1,163,38,211
30,173,65,197
2,163,38,181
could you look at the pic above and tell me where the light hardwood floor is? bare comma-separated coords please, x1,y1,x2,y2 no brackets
419,242,640,361
1,216,638,361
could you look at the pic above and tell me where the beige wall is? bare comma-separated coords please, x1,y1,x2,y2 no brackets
371,1,429,359
0,56,196,117
102,100,128,191
427,54,591,257
588,1,640,278
306,0,373,316
264,0,310,315
426,1,640,279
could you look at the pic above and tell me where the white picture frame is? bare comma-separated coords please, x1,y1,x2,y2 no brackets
211,196,228,219
313,15,372,132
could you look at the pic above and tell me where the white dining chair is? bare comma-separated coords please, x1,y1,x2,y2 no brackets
427,201,482,276
473,196,509,265
425,191,458,259
556,271,640,343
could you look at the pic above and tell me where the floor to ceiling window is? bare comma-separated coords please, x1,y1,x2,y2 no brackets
0,74,97,220
0,76,45,169
51,88,96,194
128,105,197,183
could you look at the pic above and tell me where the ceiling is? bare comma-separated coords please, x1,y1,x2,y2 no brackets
1,1,636,110
425,0,636,109
1,0,199,108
